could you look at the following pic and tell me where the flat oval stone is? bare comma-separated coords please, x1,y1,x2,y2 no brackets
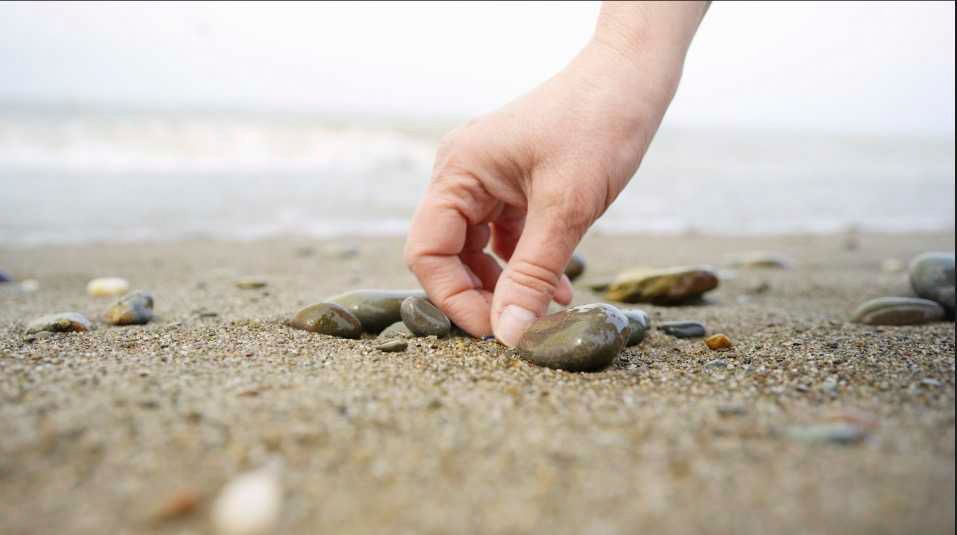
374,339,408,353
517,303,628,372
328,289,425,333
564,254,586,282
103,291,154,326
235,277,268,289
851,296,945,325
377,321,414,340
658,320,707,338
909,252,955,315
604,266,719,304
87,277,130,297
725,252,792,269
621,308,651,346
288,302,362,338
400,296,451,337
25,312,92,334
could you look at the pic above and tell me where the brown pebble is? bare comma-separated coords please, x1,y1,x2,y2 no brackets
151,488,201,522
705,333,733,351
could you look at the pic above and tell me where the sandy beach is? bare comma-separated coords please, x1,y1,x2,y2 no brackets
1,231,954,534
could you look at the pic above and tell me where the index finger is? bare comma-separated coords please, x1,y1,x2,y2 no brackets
404,180,498,338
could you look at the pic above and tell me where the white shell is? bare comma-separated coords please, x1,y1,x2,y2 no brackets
86,277,130,297
211,463,282,535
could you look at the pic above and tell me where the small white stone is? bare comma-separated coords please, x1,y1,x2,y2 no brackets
20,279,39,292
87,277,130,297
211,462,282,535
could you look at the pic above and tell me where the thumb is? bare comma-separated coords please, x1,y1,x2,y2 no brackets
491,197,591,346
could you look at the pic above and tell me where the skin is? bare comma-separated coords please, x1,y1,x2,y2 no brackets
404,1,709,346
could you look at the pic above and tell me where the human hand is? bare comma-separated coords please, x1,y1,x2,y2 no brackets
404,2,707,346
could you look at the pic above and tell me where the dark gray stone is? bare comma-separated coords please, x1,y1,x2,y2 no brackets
289,302,362,338
621,308,651,346
909,252,955,316
658,320,707,338
400,296,451,337
517,303,628,372
564,254,586,282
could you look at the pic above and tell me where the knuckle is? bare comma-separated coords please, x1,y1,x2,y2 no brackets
539,187,597,235
507,258,560,298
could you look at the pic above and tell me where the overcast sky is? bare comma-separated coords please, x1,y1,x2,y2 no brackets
1,1,954,135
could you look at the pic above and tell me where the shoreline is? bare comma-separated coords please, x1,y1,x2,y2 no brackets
1,231,954,534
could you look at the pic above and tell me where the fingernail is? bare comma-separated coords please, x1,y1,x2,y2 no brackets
495,305,537,348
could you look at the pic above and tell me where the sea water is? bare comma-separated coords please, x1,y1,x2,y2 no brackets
1,107,953,246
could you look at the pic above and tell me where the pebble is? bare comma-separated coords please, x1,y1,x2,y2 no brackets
704,358,728,370
377,321,414,340
516,303,628,372
103,291,154,326
782,423,867,445
235,277,268,290
717,403,747,417
602,266,719,304
620,308,651,346
288,303,362,338
658,321,707,338
25,312,92,334
400,296,451,337
328,289,425,333
564,253,586,282
705,333,733,351
0,270,11,283
851,296,945,325
909,252,955,315
211,462,282,535
374,339,408,353
19,279,39,292
725,252,792,269
881,258,904,272
86,277,130,297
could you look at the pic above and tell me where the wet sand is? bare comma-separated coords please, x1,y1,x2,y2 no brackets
1,232,954,534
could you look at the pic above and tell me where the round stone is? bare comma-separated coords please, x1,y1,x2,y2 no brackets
658,320,707,338
288,302,362,338
516,303,628,372
25,312,92,334
621,308,651,347
377,321,414,340
705,333,733,350
103,291,154,326
328,289,425,333
909,252,955,316
851,296,945,326
87,277,130,297
603,266,719,304
564,253,586,282
400,296,451,337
